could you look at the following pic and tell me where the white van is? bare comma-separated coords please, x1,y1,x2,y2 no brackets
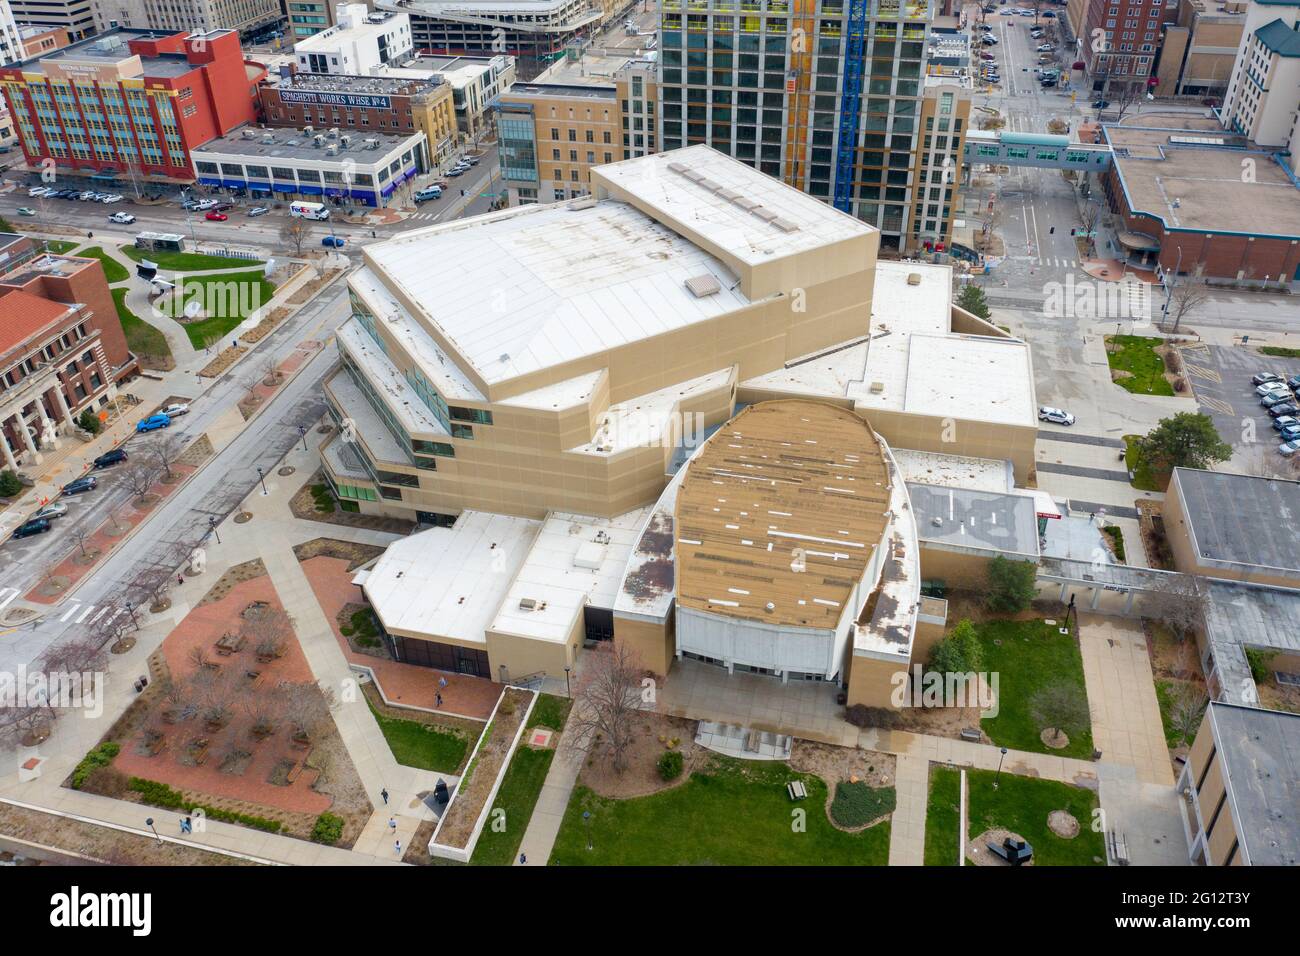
290,200,330,221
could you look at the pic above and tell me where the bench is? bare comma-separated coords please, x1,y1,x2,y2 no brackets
960,728,982,742
786,780,807,801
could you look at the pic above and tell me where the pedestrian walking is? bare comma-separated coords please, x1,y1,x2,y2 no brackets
177,574,184,587
1089,511,1096,525
394,839,401,855
435,692,443,708
380,788,389,805
519,852,526,865
388,816,397,832
438,676,447,690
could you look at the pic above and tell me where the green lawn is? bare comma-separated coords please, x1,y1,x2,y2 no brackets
1259,345,1300,359
75,246,129,283
366,699,468,773
119,245,264,271
1124,434,1166,492
45,240,80,254
110,288,172,365
1105,334,1175,396
925,765,962,866
966,768,1105,866
158,270,276,347
550,756,890,866
977,618,1095,760
470,694,572,866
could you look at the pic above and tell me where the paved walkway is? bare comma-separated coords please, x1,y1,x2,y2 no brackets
514,711,583,866
887,754,929,866
1077,613,1174,786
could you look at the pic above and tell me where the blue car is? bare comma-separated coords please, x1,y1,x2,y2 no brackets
135,413,171,433
62,476,98,495
321,236,346,249
1281,424,1300,442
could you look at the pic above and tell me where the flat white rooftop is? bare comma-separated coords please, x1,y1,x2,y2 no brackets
362,511,541,644
892,448,1014,493
491,508,651,643
363,198,750,387
596,145,875,267
742,261,1036,427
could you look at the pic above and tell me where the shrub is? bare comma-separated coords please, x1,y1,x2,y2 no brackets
0,469,22,498
1246,647,1278,685
311,812,345,844
71,742,120,790
76,409,102,434
927,618,984,677
657,749,684,781
844,704,904,729
127,777,283,832
830,780,897,828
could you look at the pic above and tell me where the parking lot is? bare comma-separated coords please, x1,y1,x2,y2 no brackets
1179,341,1300,457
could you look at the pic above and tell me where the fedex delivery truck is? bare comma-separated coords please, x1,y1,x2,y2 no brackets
290,200,330,221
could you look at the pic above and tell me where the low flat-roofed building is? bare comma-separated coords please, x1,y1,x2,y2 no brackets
1201,579,1300,704
1100,115,1300,286
1179,701,1300,865
907,482,1041,589
191,124,427,207
1164,467,1300,588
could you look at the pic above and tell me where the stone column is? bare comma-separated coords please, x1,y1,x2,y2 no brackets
34,398,58,450
50,386,71,424
0,420,17,472
18,414,40,464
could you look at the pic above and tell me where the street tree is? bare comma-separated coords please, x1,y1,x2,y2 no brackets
957,282,992,320
1163,272,1209,334
147,431,186,482
570,641,646,775
1139,572,1210,643
280,219,311,257
123,461,160,504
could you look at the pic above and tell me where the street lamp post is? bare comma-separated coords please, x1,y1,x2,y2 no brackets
994,746,1008,789
298,424,308,452
125,601,139,631
145,817,162,845
583,810,593,850
256,466,268,496
208,515,220,544
563,664,571,698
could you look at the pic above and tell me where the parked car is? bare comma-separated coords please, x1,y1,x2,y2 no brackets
1272,415,1299,430
446,167,465,177
980,51,997,60
981,34,998,44
16,206,35,216
1280,440,1300,457
1268,405,1299,420
62,475,98,495
248,206,271,217
1043,9,1056,15
212,201,234,212
32,503,68,521
1038,406,1076,425
979,23,993,31
1287,374,1300,392
93,449,128,468
1256,380,1290,396
1040,77,1057,87
1037,43,1055,52
1262,391,1293,408
27,185,48,197
108,211,136,224
414,186,443,202
1281,424,1300,443
463,155,481,166
161,402,190,417
99,194,123,203
1092,99,1111,109
12,518,51,539
135,413,171,433
193,198,218,210
1252,371,1283,386
321,235,346,249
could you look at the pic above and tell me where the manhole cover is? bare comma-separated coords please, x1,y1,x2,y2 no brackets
234,511,253,524
278,466,296,476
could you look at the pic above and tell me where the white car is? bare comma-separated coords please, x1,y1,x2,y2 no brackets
1037,43,1055,52
1280,440,1300,457
1256,380,1291,396
161,402,190,417
99,194,123,203
28,185,52,197
193,198,218,210
1038,406,1076,426
108,211,136,224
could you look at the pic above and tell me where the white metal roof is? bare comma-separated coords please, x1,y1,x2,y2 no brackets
362,511,540,643
490,508,650,643
595,145,875,266
364,199,750,387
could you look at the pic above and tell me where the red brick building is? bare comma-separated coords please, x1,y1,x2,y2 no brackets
1080,0,1180,94
0,28,266,184
0,234,137,469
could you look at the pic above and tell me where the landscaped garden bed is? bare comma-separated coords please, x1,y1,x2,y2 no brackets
362,682,473,773
288,471,414,534
428,687,534,860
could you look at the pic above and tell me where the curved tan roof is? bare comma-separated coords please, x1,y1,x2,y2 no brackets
674,400,892,629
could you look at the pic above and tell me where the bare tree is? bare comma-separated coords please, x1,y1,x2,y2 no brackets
261,354,282,388
283,681,333,743
130,563,174,614
246,683,287,740
147,431,186,482
1139,573,1210,643
0,703,56,749
1030,681,1090,747
1163,273,1210,334
40,637,107,679
242,604,294,662
280,219,311,257
192,665,238,730
122,461,160,504
68,525,93,560
1078,203,1102,257
569,641,646,775
1166,681,1209,747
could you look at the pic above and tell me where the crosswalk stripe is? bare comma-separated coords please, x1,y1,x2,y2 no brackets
1200,396,1235,415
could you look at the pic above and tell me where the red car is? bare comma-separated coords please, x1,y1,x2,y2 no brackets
205,211,228,222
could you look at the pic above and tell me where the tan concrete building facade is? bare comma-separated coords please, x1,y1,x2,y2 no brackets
1154,0,1246,97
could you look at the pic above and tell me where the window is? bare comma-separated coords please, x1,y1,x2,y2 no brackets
449,406,492,425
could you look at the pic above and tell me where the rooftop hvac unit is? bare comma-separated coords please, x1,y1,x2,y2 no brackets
364,138,379,149
313,134,325,147
328,127,340,138
340,134,351,147
326,144,339,155
241,128,256,139
304,125,314,135
262,132,275,144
